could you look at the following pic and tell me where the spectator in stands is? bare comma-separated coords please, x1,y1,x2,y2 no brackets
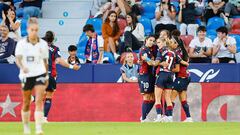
124,13,144,52
0,0,14,18
67,45,81,65
224,0,240,19
102,10,121,60
120,52,138,82
0,25,16,64
21,0,43,18
155,0,177,34
178,0,199,36
1,9,21,41
190,0,205,16
83,24,104,64
204,0,227,23
212,26,237,63
189,26,213,63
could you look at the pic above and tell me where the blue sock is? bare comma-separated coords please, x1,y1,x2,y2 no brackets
182,101,191,118
44,98,52,118
166,106,173,116
141,100,148,120
146,100,155,116
155,104,162,115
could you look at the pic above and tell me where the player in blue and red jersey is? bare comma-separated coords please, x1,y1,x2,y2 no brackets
138,35,156,122
153,37,188,122
43,31,80,122
171,33,192,122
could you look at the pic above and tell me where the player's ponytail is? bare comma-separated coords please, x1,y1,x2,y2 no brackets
173,36,189,62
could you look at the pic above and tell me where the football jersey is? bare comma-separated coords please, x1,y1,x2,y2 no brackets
48,44,61,77
15,38,49,78
139,46,154,75
175,47,189,78
156,47,181,73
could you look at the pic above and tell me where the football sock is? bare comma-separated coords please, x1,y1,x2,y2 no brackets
141,100,148,120
166,106,173,116
44,98,52,118
146,100,155,116
181,100,191,118
34,111,43,132
155,104,162,115
21,110,30,125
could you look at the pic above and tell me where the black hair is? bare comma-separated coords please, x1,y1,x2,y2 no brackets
5,9,16,32
83,24,95,33
216,26,228,35
126,12,138,31
68,45,77,52
197,26,206,33
145,34,156,42
43,31,55,43
171,29,181,37
172,36,189,62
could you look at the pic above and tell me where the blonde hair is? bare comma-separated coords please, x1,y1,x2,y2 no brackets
28,18,39,26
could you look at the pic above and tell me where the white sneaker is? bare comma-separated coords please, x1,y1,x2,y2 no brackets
141,118,152,123
162,116,173,122
23,124,31,135
43,117,48,123
36,130,44,135
183,117,193,122
154,115,163,122
114,53,120,60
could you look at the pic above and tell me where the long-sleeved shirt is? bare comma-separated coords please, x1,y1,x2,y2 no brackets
0,37,15,59
124,23,145,42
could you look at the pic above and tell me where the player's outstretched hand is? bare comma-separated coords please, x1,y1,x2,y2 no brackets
73,64,80,70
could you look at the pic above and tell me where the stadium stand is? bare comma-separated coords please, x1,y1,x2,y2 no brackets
206,17,225,36
141,2,156,19
138,17,153,36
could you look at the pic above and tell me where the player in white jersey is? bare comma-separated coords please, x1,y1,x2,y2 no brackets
15,18,48,135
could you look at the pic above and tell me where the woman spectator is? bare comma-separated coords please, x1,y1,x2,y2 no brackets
155,0,177,34
102,10,121,60
204,0,227,23
120,52,138,82
212,26,237,63
178,0,199,36
189,26,213,63
2,9,21,41
124,13,144,52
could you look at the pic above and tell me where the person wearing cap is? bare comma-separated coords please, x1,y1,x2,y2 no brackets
212,26,237,63
189,26,213,63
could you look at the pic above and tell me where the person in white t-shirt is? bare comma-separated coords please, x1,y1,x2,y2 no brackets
212,26,237,63
124,13,144,52
15,18,48,135
155,0,177,34
83,24,104,64
189,26,213,63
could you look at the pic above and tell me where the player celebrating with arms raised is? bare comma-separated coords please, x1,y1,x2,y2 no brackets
43,31,80,123
15,18,48,135
138,35,156,122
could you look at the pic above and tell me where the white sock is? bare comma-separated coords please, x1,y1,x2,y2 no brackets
34,111,43,132
21,110,30,125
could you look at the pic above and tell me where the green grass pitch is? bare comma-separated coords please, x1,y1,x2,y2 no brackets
0,122,239,135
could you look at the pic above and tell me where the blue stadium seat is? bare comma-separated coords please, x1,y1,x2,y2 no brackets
207,29,217,36
14,0,22,3
138,17,153,36
206,34,217,41
142,0,160,3
142,2,156,19
21,18,28,37
206,17,225,31
103,52,115,64
171,1,179,13
86,18,103,35
229,34,240,53
77,33,88,61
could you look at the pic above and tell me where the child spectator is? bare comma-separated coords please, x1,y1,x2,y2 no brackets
67,45,81,65
102,10,121,60
0,25,16,64
124,13,144,52
178,0,199,36
189,26,213,63
212,26,237,63
83,24,104,64
155,0,177,34
120,52,138,82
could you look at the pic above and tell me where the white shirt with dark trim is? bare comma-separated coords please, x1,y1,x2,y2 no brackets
213,36,236,58
15,38,49,78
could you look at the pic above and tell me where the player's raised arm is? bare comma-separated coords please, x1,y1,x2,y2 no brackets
55,57,80,70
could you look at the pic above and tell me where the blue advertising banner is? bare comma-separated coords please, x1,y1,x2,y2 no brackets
0,64,240,83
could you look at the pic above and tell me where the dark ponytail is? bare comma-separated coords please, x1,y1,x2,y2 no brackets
172,36,189,61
